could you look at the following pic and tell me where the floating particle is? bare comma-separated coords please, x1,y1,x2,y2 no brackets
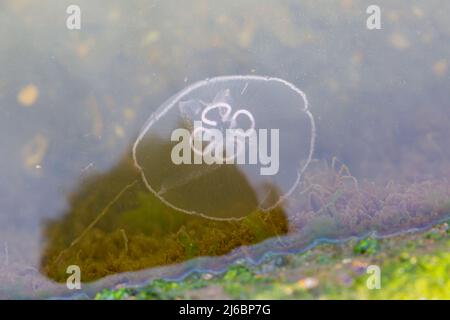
123,107,136,122
22,134,48,171
141,30,160,46
114,125,125,138
432,59,448,77
17,84,39,107
411,6,424,18
389,32,410,50
86,96,103,138
76,43,90,58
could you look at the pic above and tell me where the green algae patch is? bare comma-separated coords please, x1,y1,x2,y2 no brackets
40,150,288,283
94,221,449,300
354,238,379,255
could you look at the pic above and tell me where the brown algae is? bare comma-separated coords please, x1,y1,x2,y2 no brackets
40,149,288,282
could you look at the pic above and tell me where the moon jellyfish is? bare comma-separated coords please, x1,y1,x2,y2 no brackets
133,75,315,220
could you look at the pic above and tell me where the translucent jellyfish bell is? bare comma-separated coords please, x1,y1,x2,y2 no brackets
133,75,315,220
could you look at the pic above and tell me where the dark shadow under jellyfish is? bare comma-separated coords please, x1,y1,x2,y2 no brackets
40,138,289,282
40,76,315,282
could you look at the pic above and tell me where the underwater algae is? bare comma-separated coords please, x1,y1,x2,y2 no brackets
94,221,450,300
40,149,289,282
39,76,450,285
40,153,450,286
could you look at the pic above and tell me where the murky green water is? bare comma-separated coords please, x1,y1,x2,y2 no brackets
1,0,450,298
